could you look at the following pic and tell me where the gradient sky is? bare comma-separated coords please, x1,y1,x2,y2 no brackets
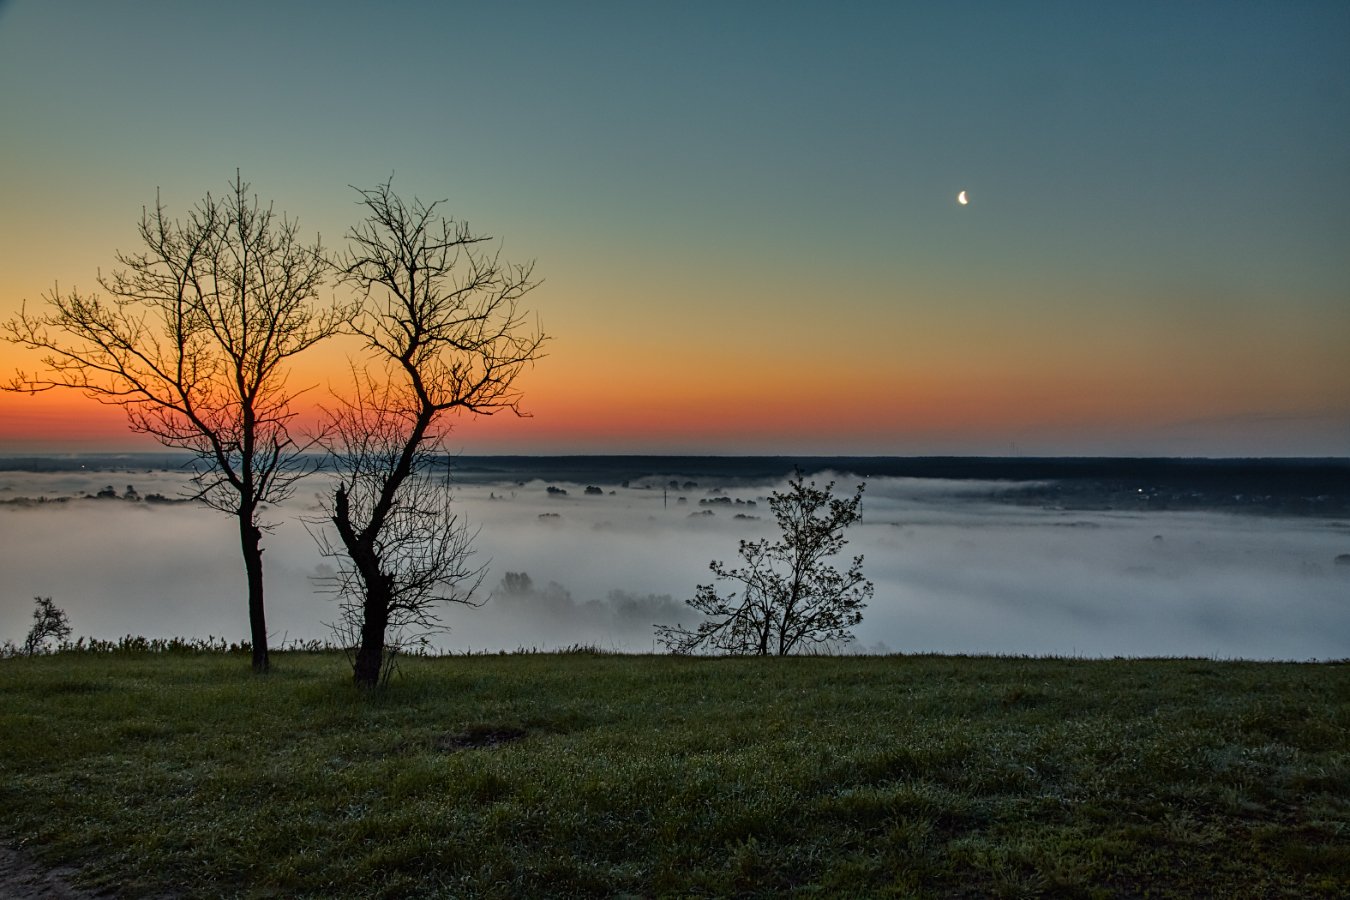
1,1,1347,455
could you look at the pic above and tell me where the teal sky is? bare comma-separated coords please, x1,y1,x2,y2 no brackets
1,1,1347,455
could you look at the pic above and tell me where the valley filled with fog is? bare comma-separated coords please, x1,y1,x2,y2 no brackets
2,466,1347,659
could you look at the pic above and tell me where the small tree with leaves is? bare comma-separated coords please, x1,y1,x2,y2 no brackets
23,597,72,655
657,473,873,655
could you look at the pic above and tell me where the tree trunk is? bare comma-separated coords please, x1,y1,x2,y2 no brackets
239,511,269,674
352,578,391,688
333,483,393,688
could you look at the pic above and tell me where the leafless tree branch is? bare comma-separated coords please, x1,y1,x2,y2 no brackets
3,172,350,673
314,179,546,687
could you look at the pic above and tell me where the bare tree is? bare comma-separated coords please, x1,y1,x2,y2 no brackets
3,174,345,673
319,179,545,687
656,473,873,655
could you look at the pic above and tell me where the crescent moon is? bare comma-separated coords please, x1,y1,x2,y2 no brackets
957,190,968,205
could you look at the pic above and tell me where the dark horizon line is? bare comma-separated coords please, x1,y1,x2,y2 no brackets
4,451,1347,488
2,450,1348,462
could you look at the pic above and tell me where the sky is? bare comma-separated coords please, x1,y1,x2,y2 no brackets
0,1,1347,456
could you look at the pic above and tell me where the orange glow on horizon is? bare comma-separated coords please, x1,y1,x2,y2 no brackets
3,341,1331,455
4,294,1347,456
0,390,156,450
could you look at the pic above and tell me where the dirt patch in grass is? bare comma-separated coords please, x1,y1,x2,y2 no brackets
434,725,528,751
0,845,111,899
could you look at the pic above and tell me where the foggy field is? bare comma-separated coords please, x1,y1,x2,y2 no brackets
2,465,1349,659
1,652,1345,897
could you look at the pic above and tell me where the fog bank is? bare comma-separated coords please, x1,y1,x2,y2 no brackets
2,469,1347,659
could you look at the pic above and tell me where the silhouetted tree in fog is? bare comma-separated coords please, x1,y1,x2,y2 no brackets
23,597,72,655
4,174,346,673
657,473,872,655
316,179,545,688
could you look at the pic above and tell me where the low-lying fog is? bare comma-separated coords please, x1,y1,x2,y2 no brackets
2,469,1347,659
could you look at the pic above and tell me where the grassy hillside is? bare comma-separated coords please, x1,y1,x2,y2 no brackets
1,651,1346,897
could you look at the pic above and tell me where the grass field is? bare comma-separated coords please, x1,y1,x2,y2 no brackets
1,650,1346,897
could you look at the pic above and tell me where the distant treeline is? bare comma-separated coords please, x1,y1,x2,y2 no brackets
4,453,1348,514
449,454,1350,487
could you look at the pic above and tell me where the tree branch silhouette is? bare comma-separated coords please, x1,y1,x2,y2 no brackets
315,179,546,687
3,172,348,673
657,473,872,656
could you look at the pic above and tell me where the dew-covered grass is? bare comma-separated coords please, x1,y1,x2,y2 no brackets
1,650,1346,897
